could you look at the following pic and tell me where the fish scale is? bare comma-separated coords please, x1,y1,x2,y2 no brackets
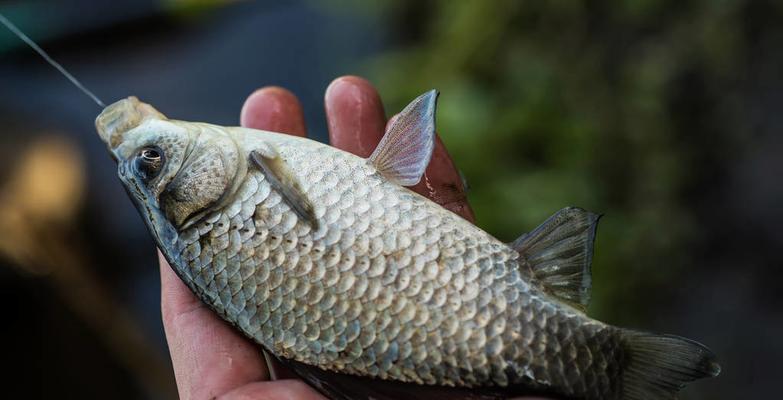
165,131,621,398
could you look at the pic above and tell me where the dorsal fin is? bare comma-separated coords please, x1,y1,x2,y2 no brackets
368,90,438,186
276,355,528,400
250,150,318,229
511,207,600,311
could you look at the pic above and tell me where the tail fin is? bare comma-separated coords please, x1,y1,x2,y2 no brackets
620,330,721,400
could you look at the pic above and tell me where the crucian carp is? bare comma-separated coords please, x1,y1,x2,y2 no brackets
0,12,720,399
94,93,720,400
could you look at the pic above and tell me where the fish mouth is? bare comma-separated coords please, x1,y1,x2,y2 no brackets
96,96,167,152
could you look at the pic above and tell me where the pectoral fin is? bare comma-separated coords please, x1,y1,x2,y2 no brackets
250,150,318,229
368,90,438,186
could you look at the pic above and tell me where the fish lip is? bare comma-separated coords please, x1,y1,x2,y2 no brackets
95,96,167,152
106,149,119,163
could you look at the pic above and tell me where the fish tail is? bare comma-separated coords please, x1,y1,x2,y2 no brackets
618,330,720,400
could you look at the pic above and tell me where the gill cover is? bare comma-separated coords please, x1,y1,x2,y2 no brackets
161,125,241,229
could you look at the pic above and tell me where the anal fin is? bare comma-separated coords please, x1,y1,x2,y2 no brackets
511,207,600,311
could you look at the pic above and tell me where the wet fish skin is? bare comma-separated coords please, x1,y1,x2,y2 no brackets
175,127,619,396
96,94,719,400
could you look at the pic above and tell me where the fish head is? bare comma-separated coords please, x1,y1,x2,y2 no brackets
96,96,240,245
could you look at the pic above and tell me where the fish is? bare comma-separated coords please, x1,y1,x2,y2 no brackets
94,91,720,400
0,12,719,400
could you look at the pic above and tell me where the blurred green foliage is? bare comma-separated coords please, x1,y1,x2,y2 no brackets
343,0,764,323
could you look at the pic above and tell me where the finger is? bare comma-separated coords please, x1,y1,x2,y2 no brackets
325,76,387,157
241,86,307,136
218,380,326,400
159,252,268,400
409,134,475,222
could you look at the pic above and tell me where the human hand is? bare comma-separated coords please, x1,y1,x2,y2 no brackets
159,76,547,399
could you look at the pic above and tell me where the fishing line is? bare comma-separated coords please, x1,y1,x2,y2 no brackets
0,13,106,108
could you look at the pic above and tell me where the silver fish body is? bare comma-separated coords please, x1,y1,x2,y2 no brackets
176,127,618,396
97,94,719,400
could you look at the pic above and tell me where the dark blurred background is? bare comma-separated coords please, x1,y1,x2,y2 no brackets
0,0,779,398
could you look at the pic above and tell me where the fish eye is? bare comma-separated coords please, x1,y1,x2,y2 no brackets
141,148,161,161
134,146,165,181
